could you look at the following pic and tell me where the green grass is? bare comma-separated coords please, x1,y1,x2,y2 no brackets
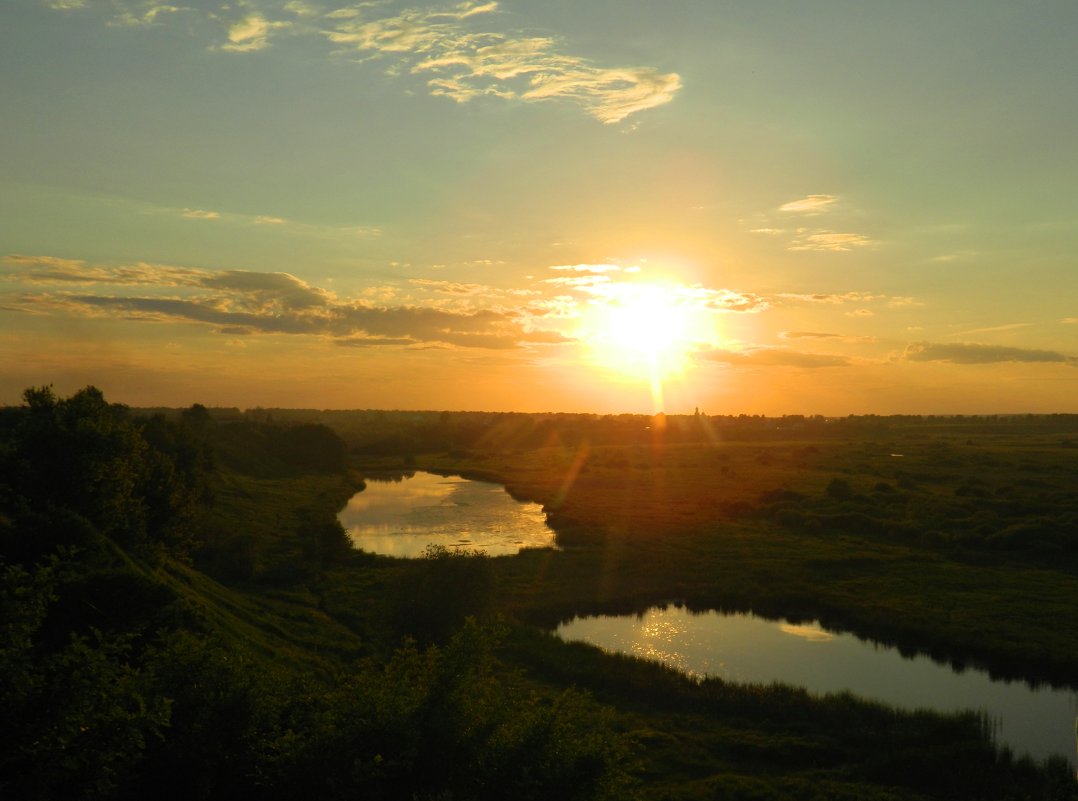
418,433,1078,684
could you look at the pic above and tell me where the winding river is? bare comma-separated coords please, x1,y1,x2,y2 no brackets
340,472,1076,767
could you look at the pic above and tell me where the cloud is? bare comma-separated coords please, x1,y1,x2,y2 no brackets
779,331,877,343
953,322,1032,336
172,204,376,237
698,347,850,368
282,0,319,16
778,291,883,305
846,308,873,318
518,65,681,124
780,331,842,340
1064,317,1078,324
108,2,182,27
682,287,770,314
779,194,837,214
328,2,680,123
220,13,291,53
788,231,873,252
930,250,978,263
549,264,626,274
408,278,542,299
43,1,679,123
524,296,579,319
199,270,333,310
3,254,204,286
518,329,572,344
409,278,492,295
542,275,614,289
335,336,422,348
1,254,566,350
903,342,1076,365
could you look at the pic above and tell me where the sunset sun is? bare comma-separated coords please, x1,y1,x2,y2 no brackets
581,283,712,407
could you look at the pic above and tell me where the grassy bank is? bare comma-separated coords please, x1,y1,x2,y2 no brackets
417,429,1078,686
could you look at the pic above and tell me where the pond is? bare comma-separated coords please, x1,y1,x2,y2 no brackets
338,471,556,557
558,606,1078,767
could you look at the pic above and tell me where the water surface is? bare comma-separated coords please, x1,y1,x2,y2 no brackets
339,471,555,557
558,606,1078,766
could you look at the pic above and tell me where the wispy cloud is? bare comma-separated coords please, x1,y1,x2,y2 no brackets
930,250,978,263
542,274,613,290
169,202,377,237
182,208,221,220
282,0,320,17
752,195,874,253
953,322,1032,337
3,254,204,286
327,1,680,123
49,0,185,27
779,291,883,305
109,2,183,27
42,0,680,123
411,278,485,294
698,346,850,368
680,286,770,314
779,194,837,214
903,342,1076,365
788,231,873,252
780,331,877,343
549,264,635,274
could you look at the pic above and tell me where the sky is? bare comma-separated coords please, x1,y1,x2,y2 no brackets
2,0,1077,414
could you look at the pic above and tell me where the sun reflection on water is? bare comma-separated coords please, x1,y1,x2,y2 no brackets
629,613,698,677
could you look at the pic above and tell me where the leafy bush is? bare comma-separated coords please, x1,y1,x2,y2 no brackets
391,546,497,644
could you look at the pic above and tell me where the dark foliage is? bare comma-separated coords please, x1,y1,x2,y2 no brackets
0,386,210,563
391,545,498,644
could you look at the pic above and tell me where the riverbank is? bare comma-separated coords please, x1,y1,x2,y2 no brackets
417,430,1078,687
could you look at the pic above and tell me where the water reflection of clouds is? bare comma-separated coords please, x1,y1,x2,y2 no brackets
779,622,835,642
558,607,1078,768
339,472,554,557
344,474,460,516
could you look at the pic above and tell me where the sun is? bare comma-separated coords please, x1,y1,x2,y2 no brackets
580,282,709,406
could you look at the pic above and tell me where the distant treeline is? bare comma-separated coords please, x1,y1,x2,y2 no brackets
132,406,1078,457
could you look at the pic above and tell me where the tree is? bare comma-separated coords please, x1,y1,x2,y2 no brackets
0,386,210,562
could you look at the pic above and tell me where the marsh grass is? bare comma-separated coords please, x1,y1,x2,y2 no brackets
414,430,1078,686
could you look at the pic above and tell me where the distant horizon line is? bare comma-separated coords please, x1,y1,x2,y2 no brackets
124,405,1078,420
